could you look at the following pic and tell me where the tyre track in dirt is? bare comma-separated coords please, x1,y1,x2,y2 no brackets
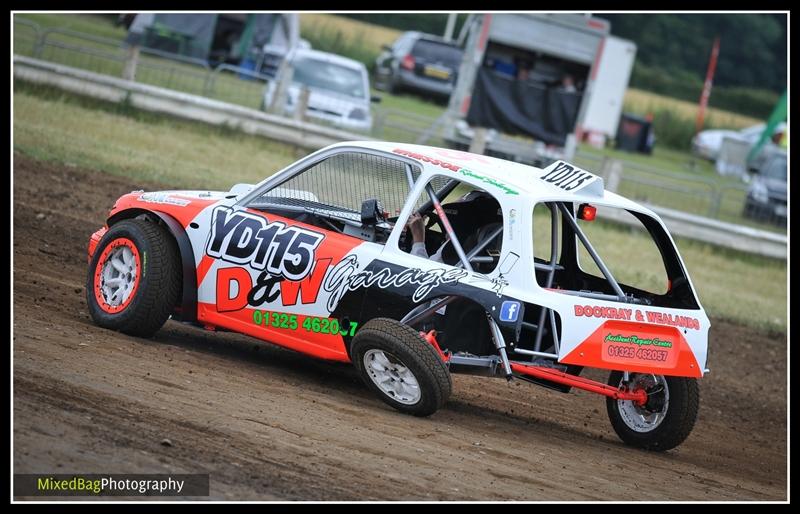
13,155,787,500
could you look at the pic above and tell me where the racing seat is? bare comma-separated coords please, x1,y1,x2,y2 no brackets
437,191,503,272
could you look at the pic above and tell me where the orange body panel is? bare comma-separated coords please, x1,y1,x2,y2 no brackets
198,302,351,362
560,320,701,377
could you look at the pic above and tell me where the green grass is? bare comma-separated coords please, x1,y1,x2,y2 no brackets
15,13,128,40
624,88,761,130
591,219,786,333
13,82,296,189
373,88,448,120
12,84,786,333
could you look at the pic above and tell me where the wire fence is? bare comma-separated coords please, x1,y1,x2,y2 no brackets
575,151,773,229
13,17,784,234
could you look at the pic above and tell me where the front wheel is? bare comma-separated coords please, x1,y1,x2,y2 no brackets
606,371,699,451
86,219,181,338
351,318,451,417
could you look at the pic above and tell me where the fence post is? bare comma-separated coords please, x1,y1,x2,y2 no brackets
372,108,386,138
709,190,723,219
600,157,623,192
33,30,45,59
468,127,488,154
293,87,310,122
122,44,140,81
268,60,294,115
202,70,215,97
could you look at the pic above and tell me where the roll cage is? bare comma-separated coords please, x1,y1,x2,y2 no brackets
237,145,699,378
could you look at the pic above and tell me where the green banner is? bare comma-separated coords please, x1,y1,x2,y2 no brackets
748,90,787,163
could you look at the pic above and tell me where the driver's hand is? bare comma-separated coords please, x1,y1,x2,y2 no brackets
407,213,426,243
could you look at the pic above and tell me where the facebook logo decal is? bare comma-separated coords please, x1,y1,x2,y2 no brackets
499,301,521,322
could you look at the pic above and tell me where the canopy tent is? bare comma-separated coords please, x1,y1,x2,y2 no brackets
125,13,299,72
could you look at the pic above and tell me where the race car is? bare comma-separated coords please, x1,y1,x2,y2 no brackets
86,141,710,451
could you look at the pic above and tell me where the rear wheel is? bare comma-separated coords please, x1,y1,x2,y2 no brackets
606,371,699,451
86,219,181,338
351,318,451,417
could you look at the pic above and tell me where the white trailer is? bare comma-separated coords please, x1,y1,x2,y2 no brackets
444,14,636,166
579,35,637,147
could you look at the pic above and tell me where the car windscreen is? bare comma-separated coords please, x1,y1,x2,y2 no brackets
411,39,463,67
292,57,366,99
762,156,787,181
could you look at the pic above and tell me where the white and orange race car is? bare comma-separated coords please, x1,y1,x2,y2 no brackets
86,141,709,451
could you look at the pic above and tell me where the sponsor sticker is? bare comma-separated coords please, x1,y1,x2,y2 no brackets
539,161,603,195
138,192,191,206
499,300,521,322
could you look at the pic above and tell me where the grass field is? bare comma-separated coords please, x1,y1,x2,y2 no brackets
13,83,297,189
623,89,761,129
13,83,786,332
300,13,400,53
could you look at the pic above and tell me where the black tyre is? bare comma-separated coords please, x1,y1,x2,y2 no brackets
351,318,451,417
606,371,699,451
86,219,181,338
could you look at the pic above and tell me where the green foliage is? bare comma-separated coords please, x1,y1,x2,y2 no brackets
711,87,780,120
630,62,779,119
600,13,786,93
301,23,379,73
648,108,704,151
338,14,469,40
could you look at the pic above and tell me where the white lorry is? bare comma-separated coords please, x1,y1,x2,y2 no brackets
444,13,636,166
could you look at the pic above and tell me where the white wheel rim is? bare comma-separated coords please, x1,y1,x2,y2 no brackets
617,374,669,433
363,350,421,405
99,245,138,307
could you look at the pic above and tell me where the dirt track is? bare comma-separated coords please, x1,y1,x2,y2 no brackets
13,155,787,500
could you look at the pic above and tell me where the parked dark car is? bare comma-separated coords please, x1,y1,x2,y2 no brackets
744,150,787,226
374,31,464,100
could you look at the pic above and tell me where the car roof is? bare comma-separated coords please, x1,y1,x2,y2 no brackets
294,48,366,71
330,141,651,213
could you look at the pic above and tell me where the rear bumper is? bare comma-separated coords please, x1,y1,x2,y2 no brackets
398,69,454,97
288,106,372,133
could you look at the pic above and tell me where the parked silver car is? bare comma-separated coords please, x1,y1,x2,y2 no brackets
263,48,375,132
744,150,787,226
691,122,786,161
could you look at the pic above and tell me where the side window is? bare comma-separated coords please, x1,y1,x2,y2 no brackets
575,205,669,295
247,152,416,244
532,202,562,287
532,203,561,263
400,176,504,274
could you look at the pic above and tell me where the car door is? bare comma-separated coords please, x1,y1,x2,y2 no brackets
195,147,420,362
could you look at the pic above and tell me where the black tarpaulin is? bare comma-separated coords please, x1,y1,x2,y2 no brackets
466,68,582,146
